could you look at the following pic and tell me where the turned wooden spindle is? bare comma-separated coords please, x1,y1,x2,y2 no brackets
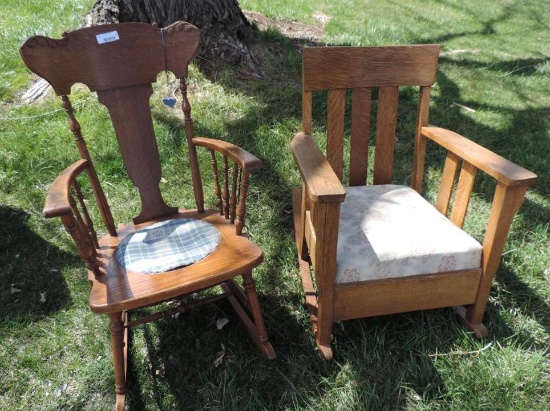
230,163,239,224
60,212,100,276
61,95,116,236
222,156,230,219
72,181,99,249
209,150,223,215
180,78,204,213
235,170,250,235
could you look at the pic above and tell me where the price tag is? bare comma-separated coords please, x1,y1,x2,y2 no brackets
144,226,170,243
96,31,120,44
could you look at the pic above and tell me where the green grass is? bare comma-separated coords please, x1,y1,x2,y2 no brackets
1,0,550,409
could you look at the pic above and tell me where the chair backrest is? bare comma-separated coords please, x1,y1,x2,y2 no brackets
20,22,201,224
301,45,440,189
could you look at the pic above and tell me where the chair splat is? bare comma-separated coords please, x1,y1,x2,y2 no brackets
97,84,177,223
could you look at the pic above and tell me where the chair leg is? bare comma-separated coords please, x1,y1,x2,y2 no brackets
109,311,128,411
315,299,334,360
223,275,276,359
454,305,488,338
292,186,334,360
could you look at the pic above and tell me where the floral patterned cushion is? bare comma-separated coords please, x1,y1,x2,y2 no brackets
336,185,482,283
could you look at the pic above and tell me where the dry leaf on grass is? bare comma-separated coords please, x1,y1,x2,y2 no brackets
213,343,226,368
216,318,229,330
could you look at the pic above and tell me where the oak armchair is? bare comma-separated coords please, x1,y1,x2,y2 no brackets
291,45,537,359
20,21,274,409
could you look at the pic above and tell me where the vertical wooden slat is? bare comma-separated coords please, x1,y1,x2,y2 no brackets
435,152,460,215
296,185,309,260
450,161,477,228
349,87,372,186
373,86,399,185
302,90,313,135
411,86,432,192
327,89,346,181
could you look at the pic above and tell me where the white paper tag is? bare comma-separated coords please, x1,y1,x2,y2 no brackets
144,226,169,243
96,31,120,44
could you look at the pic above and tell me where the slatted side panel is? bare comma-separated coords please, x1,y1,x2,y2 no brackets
349,88,372,186
326,89,346,181
373,87,399,185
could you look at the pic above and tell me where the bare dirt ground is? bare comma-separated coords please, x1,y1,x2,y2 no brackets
244,10,326,44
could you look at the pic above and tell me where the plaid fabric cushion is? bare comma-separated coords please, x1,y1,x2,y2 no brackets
115,218,220,274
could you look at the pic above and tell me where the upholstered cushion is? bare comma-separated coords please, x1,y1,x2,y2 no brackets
116,218,220,274
336,185,482,283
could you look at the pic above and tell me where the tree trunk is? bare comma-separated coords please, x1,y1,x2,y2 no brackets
89,0,261,75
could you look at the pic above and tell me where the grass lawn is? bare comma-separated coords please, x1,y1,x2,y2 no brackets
1,0,549,409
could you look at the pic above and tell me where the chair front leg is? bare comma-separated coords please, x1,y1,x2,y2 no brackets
223,274,276,359
465,183,528,331
242,272,269,344
109,311,128,411
310,201,340,360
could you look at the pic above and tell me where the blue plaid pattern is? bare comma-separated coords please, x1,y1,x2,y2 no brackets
115,218,220,274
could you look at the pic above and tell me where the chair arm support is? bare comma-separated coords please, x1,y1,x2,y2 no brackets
43,158,101,276
291,132,346,203
43,159,90,218
192,137,263,171
422,126,537,187
421,127,537,324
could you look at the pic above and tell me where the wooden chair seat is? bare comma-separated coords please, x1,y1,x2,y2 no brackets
335,184,482,283
88,210,263,313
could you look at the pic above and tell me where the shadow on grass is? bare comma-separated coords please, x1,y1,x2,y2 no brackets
123,294,471,410
0,206,75,323
489,264,550,349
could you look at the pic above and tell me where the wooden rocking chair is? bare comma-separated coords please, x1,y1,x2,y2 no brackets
291,45,537,360
20,21,275,409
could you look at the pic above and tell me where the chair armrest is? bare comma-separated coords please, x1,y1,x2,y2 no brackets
290,132,346,203
422,126,537,324
422,126,537,187
192,137,262,235
192,137,263,171
43,159,89,218
43,158,101,276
